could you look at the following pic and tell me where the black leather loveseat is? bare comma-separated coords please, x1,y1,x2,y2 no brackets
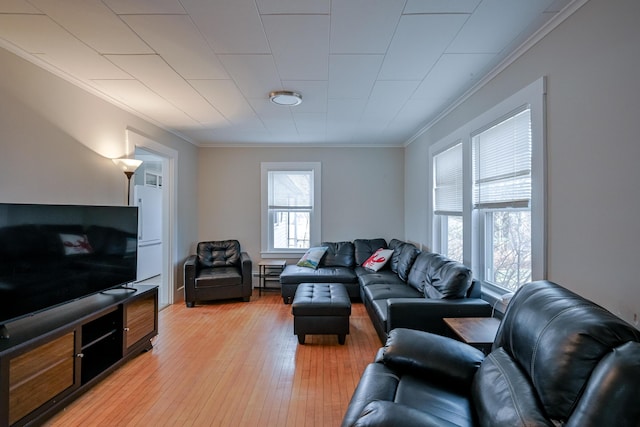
280,238,491,342
342,280,640,427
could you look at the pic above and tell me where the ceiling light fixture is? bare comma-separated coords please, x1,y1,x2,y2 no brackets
269,90,302,106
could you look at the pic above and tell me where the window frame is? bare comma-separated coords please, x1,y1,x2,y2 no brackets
261,162,321,257
428,77,546,295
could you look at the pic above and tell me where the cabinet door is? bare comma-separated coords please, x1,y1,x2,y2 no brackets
9,332,76,425
124,292,157,352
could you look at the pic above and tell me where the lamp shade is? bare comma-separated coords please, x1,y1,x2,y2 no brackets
112,158,143,173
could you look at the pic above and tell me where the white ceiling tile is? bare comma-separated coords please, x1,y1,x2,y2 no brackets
447,0,557,53
281,80,327,113
330,0,405,54
256,0,330,14
403,0,481,14
293,112,326,133
328,54,383,99
0,15,131,79
28,0,152,54
378,14,468,81
0,0,41,13
327,99,367,123
180,0,270,54
361,80,420,126
262,15,329,80
92,79,200,127
105,54,227,126
102,0,186,14
219,55,282,99
412,53,494,100
189,79,262,128
122,15,229,80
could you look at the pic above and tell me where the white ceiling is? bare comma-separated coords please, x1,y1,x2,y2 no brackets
0,0,573,147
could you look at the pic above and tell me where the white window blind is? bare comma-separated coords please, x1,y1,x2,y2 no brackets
434,143,463,215
268,171,312,210
472,108,532,209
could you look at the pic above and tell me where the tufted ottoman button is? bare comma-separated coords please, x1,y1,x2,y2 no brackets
291,283,351,344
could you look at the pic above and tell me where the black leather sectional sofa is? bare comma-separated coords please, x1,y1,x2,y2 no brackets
280,238,492,343
341,280,640,426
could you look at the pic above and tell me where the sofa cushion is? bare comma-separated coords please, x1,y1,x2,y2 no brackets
354,238,387,265
363,283,422,302
195,266,242,287
391,242,419,282
407,252,472,298
320,241,355,268
357,270,405,288
472,348,553,427
362,248,393,271
279,265,358,284
296,246,328,269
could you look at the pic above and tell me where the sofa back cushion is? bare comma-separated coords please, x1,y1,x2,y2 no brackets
390,242,419,282
320,241,354,268
354,238,387,266
491,280,640,423
197,240,241,268
406,252,472,298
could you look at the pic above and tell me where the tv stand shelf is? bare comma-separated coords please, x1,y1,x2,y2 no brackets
0,284,158,427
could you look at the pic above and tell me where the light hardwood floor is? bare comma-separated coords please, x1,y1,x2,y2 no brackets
44,290,381,427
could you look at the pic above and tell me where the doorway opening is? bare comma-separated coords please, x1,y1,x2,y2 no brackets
127,129,178,308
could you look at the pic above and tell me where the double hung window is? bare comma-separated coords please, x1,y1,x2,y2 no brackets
429,78,545,293
433,143,463,262
261,162,321,255
472,108,532,291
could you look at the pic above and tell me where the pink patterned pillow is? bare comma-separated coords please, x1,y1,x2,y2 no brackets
362,248,394,271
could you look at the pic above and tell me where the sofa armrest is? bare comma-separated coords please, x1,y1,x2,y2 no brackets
382,328,484,390
387,297,492,337
350,401,460,427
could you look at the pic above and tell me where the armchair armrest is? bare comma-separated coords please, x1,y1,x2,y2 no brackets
387,297,492,336
240,251,252,290
184,255,198,284
382,328,484,390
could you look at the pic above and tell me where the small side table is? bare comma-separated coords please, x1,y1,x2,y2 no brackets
258,260,286,295
443,317,501,355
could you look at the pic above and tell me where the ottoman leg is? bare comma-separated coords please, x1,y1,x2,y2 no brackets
297,334,305,344
338,334,346,345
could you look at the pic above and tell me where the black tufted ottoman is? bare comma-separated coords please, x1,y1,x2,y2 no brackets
291,283,351,345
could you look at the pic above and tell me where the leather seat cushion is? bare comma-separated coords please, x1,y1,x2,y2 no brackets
195,266,242,288
357,270,405,287
279,265,357,284
363,283,422,302
292,283,351,316
395,376,476,426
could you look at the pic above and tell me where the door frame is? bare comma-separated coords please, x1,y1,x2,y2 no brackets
127,128,179,305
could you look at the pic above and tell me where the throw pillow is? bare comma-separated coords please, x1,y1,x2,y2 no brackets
296,246,328,269
59,233,93,255
362,248,394,271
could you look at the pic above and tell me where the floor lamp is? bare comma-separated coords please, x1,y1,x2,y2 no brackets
112,158,143,205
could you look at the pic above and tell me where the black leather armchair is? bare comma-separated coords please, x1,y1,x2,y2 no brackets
183,240,252,306
342,280,640,426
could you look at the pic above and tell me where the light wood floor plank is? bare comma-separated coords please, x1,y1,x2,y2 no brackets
43,290,380,427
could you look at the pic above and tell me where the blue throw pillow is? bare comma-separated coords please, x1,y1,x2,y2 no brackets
296,246,328,269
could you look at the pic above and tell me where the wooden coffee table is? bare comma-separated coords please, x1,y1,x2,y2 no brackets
443,317,501,355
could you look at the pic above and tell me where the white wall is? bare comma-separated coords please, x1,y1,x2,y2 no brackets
0,47,199,295
405,0,640,324
197,146,405,265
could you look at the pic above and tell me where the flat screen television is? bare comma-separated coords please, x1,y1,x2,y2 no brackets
0,203,138,338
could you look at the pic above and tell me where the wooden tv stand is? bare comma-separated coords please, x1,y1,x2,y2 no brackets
0,284,158,427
